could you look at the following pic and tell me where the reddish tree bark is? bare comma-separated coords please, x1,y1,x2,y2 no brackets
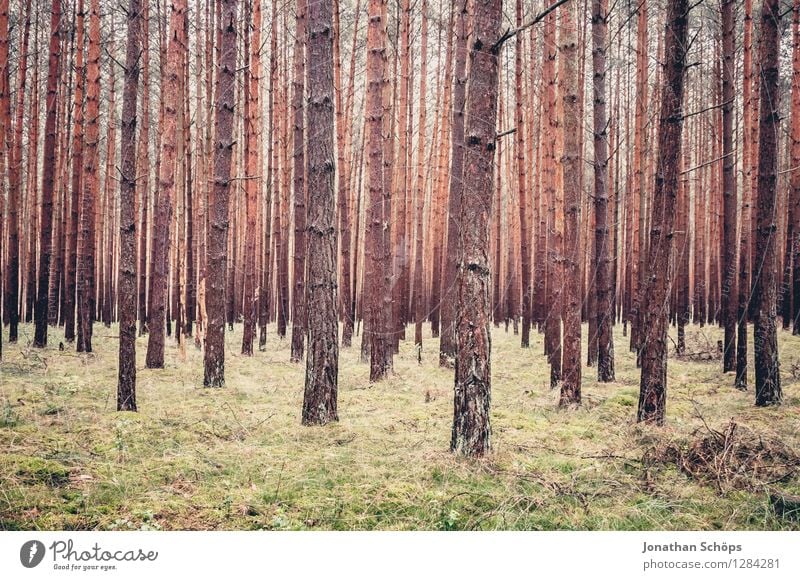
334,0,357,348
413,0,429,349
64,0,83,343
451,0,502,457
242,0,262,356
302,0,339,424
560,0,581,406
721,0,737,373
592,0,615,382
752,0,782,406
146,0,187,367
204,0,238,387
118,0,142,411
0,0,7,355
630,0,648,357
516,0,532,348
365,0,392,381
24,16,40,325
543,12,561,388
439,0,467,366
637,0,689,425
790,0,800,335
137,0,151,336
290,0,308,363
33,0,63,348
1,0,26,343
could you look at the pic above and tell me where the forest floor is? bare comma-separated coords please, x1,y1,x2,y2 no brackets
1,321,799,531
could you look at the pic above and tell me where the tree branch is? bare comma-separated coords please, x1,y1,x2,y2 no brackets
492,0,572,52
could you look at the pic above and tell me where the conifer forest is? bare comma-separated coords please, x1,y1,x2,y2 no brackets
0,0,799,530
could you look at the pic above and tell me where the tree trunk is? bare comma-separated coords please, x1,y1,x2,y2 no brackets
137,0,151,336
637,0,689,425
630,0,648,358
752,0,782,406
334,0,356,348
290,0,308,363
439,0,468,366
146,0,186,367
790,0,800,335
242,0,262,356
451,0,501,457
721,0,737,373
543,12,561,389
302,0,339,425
64,0,83,343
560,0,581,406
592,0,615,382
204,0,238,387
33,0,63,348
516,0,532,348
365,0,392,381
0,0,8,356
118,0,142,412
413,0,429,349
736,0,754,389
24,16,40,326
2,0,27,344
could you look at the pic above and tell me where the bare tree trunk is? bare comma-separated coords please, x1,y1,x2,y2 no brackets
630,0,648,358
33,0,63,348
413,0,429,349
146,0,186,367
721,0,737,373
290,0,308,362
334,0,355,348
204,0,238,387
516,0,532,348
560,0,581,406
543,12,561,388
365,0,392,381
64,0,83,343
302,0,339,424
24,15,40,325
0,0,8,356
242,0,261,356
637,0,689,425
451,0,502,457
593,0,614,382
137,0,151,336
2,0,28,344
752,0,782,406
736,0,755,389
118,0,142,411
790,0,800,335
439,0,467,366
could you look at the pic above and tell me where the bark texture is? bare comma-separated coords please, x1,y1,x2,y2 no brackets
752,0,782,406
302,0,339,425
451,0,502,457
560,0,582,406
33,0,63,348
204,0,238,387
593,0,615,382
118,0,142,412
146,0,186,368
365,0,392,381
637,0,689,425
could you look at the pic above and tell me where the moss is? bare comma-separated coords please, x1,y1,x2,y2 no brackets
2,454,71,486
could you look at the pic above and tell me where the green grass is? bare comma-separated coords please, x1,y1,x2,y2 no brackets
0,321,798,530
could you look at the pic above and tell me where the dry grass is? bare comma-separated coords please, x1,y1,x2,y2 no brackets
0,321,798,530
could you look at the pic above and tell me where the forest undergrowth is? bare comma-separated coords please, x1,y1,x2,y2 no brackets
1,323,798,530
